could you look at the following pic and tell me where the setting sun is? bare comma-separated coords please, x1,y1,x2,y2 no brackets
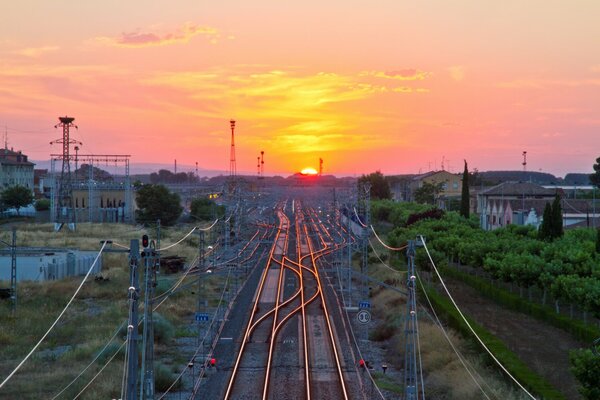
300,167,318,176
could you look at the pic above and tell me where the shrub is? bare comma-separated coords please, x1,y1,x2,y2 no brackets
570,348,600,399
35,199,50,211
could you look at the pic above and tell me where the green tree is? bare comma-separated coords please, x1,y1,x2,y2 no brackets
34,198,50,211
190,198,224,221
570,348,600,399
135,184,182,226
538,203,552,241
596,228,600,253
589,156,600,188
460,160,470,218
1,185,33,216
358,171,391,200
551,194,564,239
413,182,443,205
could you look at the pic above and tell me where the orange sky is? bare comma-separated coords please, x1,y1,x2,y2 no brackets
1,1,599,176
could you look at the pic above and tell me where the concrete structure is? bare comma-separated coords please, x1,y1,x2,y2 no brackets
0,248,102,281
0,148,35,192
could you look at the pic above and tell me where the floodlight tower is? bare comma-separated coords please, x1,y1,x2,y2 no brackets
319,158,323,177
522,151,527,172
260,150,265,179
51,116,81,231
257,156,261,177
229,120,236,178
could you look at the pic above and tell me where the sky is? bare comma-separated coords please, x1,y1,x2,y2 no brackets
1,1,599,177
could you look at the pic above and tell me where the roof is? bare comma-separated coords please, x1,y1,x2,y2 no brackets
480,181,556,197
412,170,458,181
0,148,35,166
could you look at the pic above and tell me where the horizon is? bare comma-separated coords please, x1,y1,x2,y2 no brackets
2,2,599,177
29,158,594,180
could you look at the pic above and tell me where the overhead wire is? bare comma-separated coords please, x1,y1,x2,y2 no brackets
0,241,107,389
416,272,495,400
157,227,197,251
353,207,368,228
370,225,408,251
49,321,125,400
368,238,407,274
73,340,126,400
158,260,235,399
70,236,224,398
419,236,536,400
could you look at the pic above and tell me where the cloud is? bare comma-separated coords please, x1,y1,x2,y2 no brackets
361,69,428,81
94,23,220,48
12,45,59,57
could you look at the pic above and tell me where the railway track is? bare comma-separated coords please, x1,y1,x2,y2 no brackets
223,201,354,400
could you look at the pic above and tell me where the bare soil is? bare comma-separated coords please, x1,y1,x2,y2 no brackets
440,277,584,400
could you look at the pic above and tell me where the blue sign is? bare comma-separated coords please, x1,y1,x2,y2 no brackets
195,313,209,322
359,301,371,309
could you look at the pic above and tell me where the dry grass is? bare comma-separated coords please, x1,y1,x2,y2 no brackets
367,241,532,400
0,222,210,399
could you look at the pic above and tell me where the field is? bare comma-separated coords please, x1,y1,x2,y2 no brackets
0,222,205,399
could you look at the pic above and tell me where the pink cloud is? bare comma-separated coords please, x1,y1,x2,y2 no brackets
95,23,220,48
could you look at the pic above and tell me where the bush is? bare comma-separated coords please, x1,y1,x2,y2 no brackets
34,199,50,211
154,313,175,344
570,348,600,399
154,363,180,391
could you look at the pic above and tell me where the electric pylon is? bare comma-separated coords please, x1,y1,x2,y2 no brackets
50,116,81,231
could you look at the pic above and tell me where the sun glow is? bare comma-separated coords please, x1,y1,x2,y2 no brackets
300,167,318,175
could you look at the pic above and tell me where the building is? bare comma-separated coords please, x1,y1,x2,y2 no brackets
477,182,558,230
409,170,462,204
0,248,102,281
0,148,35,192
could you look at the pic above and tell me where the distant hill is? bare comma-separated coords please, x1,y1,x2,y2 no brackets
563,173,591,185
478,170,560,185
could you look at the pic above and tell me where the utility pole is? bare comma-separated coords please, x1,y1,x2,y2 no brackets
125,239,140,400
403,239,424,400
10,227,17,314
197,230,206,348
359,182,371,298
140,235,156,400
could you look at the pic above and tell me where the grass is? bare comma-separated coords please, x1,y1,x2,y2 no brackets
366,241,539,400
419,282,567,400
0,222,211,399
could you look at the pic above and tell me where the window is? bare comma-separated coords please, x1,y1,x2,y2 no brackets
453,182,459,189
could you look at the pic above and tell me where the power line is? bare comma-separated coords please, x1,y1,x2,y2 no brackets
50,321,125,400
370,225,408,251
416,273,495,400
0,242,107,389
419,236,536,400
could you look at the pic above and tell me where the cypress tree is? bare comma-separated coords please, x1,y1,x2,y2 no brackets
596,228,600,253
551,194,563,239
539,203,552,240
460,160,470,218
